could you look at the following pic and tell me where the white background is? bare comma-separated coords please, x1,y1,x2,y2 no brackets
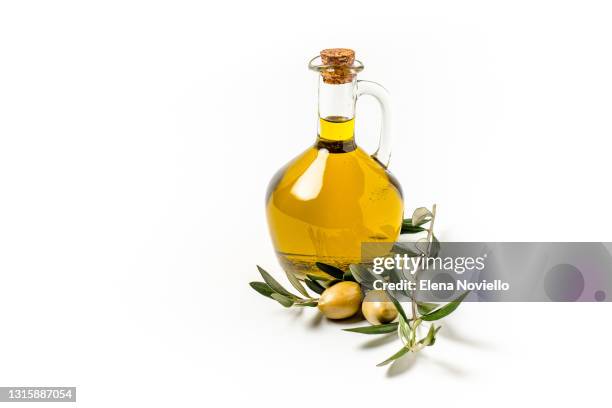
1,0,611,406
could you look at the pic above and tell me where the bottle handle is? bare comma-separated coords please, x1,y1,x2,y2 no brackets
356,80,392,168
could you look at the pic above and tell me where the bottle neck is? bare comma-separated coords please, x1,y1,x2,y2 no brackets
316,78,357,148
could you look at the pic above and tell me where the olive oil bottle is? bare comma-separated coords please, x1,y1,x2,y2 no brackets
266,49,404,278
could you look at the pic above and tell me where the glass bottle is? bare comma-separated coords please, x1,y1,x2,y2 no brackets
266,48,404,279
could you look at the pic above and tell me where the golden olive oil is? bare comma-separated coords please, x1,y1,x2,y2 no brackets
266,116,403,278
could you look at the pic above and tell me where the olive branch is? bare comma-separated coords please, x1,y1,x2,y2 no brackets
249,204,470,367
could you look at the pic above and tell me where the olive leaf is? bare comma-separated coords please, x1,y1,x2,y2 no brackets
343,322,399,334
411,207,432,227
271,293,294,307
387,268,410,299
376,346,411,367
417,301,439,315
414,235,441,258
349,264,379,286
401,221,426,234
249,282,275,299
285,270,309,298
392,242,421,257
415,237,429,256
315,262,345,280
385,271,417,306
420,291,470,321
398,315,412,346
257,266,301,299
306,274,330,282
419,324,441,346
343,270,356,282
385,290,410,323
304,278,325,295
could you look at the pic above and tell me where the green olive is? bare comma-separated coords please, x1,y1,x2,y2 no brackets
362,290,398,325
317,281,362,320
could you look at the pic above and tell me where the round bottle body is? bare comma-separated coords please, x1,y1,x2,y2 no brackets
266,143,403,278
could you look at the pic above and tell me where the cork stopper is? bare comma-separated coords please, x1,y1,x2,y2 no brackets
320,48,356,84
